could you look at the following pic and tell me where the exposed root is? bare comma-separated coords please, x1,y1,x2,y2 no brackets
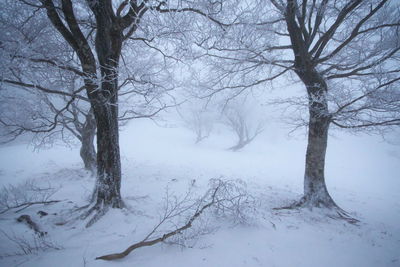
79,198,124,228
274,196,359,225
80,204,108,228
72,204,90,213
274,194,339,210
327,209,360,225
56,206,112,228
273,197,306,210
85,208,108,228
56,197,124,228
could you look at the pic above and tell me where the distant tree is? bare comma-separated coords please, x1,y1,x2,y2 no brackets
179,101,214,144
222,98,265,151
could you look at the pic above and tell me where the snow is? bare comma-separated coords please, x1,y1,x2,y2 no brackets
0,119,399,267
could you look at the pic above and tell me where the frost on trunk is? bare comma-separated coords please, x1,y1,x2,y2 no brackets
84,1,128,212
294,78,337,208
85,77,124,223
90,61,124,210
302,89,335,207
91,104,122,209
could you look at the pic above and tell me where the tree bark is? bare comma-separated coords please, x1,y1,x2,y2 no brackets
88,1,124,209
302,86,336,207
294,75,337,208
91,103,122,208
80,109,97,173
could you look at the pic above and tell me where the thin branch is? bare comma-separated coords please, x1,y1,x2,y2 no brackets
12,55,86,77
331,118,400,128
1,79,88,101
316,0,391,63
151,5,229,29
0,200,61,215
332,76,400,115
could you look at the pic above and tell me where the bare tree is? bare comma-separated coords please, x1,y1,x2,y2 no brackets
222,98,265,151
0,0,230,225
0,6,174,174
270,0,399,214
0,75,97,173
194,0,400,216
178,101,214,143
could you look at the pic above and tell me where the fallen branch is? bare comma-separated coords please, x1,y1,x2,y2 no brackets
0,200,61,215
96,182,221,261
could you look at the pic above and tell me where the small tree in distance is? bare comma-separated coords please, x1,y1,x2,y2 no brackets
222,98,266,151
179,101,214,144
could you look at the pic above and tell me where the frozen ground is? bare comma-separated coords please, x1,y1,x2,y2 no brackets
0,119,399,267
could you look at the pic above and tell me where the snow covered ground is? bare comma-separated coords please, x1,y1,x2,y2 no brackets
0,118,399,267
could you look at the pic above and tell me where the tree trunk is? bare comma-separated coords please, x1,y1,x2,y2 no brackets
293,62,337,208
296,77,337,208
92,104,122,208
229,139,248,151
302,93,336,207
89,6,124,209
80,109,97,173
42,0,128,224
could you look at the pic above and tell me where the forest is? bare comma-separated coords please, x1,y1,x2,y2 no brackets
0,1,399,266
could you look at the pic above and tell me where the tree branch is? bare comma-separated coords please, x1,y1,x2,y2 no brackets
2,79,88,101
0,200,61,215
96,182,221,261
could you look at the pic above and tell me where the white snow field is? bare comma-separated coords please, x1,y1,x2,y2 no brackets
0,119,399,267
